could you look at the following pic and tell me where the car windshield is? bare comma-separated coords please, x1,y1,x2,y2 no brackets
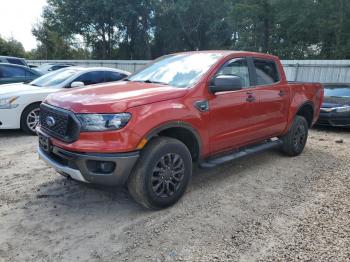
128,53,224,88
29,69,79,87
324,86,350,97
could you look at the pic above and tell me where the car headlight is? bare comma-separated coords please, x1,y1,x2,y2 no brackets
336,106,350,113
0,96,19,109
76,113,132,131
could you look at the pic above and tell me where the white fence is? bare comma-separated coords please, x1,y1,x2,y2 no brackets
28,60,150,74
28,59,350,84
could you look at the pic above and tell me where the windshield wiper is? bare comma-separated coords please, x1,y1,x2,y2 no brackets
142,79,169,85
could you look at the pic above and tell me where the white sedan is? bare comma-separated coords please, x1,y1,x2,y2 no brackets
0,67,130,134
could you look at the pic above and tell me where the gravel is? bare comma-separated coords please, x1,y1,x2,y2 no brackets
0,127,349,262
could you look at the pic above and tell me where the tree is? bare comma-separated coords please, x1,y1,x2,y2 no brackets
151,0,233,57
31,0,350,59
0,36,26,57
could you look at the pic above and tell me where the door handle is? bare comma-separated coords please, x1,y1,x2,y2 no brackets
279,90,286,97
246,95,256,102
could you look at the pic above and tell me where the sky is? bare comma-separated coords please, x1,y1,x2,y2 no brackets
0,0,47,51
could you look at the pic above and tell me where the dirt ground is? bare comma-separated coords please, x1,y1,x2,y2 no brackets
0,127,349,262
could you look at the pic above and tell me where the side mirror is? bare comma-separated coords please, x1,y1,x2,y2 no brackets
70,81,85,88
210,75,243,94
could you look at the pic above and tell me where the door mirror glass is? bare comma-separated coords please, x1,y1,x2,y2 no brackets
210,75,243,93
70,81,85,88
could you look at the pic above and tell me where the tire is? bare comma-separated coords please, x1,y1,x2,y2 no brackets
128,137,192,209
21,103,41,135
280,115,309,156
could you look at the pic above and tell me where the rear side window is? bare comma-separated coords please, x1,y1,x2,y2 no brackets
105,71,126,82
0,65,26,77
74,71,105,85
7,58,25,66
253,59,279,85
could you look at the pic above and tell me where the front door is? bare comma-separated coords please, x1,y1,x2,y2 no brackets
208,58,258,154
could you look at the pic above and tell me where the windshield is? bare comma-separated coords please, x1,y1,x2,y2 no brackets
324,86,350,97
30,69,79,87
128,53,224,88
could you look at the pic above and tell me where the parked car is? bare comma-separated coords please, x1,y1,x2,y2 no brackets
317,83,350,127
35,63,75,74
0,67,130,134
37,51,323,209
0,56,28,67
0,63,42,85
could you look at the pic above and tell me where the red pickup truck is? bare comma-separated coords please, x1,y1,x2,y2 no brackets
37,51,323,209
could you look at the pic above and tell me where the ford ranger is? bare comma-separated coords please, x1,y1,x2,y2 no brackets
36,51,324,209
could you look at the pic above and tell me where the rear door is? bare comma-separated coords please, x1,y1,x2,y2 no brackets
251,58,290,139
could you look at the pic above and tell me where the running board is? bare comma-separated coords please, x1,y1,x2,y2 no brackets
200,139,283,168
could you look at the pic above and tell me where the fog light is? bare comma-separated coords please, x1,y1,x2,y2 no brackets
87,160,116,174
99,161,115,173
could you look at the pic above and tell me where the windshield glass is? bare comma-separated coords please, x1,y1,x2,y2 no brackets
128,53,224,88
324,87,350,97
30,69,79,87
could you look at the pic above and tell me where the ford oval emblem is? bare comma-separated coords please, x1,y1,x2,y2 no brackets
46,116,56,127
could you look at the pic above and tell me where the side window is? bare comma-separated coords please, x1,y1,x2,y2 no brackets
7,58,25,66
74,71,105,85
1,65,26,77
216,58,250,88
253,59,279,85
104,71,125,82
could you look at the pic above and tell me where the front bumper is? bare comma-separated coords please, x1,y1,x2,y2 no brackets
0,106,22,129
317,111,350,127
38,146,139,186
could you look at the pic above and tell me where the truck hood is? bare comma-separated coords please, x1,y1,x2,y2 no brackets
0,83,59,97
45,81,189,113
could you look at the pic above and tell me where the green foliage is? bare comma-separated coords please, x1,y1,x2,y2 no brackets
0,36,26,58
4,0,350,59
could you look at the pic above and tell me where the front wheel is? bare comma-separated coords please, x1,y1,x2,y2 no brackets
128,137,192,209
280,115,309,156
21,103,41,135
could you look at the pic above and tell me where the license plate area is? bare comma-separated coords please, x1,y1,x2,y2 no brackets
39,133,51,152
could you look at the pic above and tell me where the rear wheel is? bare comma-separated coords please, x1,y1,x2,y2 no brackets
21,103,41,135
128,137,192,209
280,116,309,156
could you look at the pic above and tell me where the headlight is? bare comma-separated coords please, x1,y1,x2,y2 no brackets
336,106,350,113
0,96,19,109
76,113,132,131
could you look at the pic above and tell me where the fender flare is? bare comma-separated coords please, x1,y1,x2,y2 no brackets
144,121,203,159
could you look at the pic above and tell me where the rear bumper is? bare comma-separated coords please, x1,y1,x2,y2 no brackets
317,112,350,127
38,146,139,186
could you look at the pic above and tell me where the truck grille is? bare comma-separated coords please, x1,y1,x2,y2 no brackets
40,103,80,143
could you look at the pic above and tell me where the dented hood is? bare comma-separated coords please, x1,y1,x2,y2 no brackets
45,81,188,113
